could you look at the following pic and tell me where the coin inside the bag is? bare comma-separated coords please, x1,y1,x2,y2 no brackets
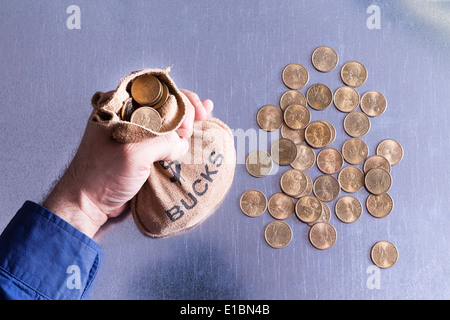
130,107,162,132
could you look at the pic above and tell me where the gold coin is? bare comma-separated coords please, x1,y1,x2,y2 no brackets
319,120,336,146
282,63,309,90
333,86,360,112
366,193,394,218
316,148,344,175
268,192,295,220
151,81,170,110
307,200,331,227
264,221,292,249
311,46,339,72
343,111,371,138
376,139,403,166
363,155,391,174
130,107,162,132
365,168,392,195
280,169,307,197
131,74,163,106
340,61,368,87
338,166,364,193
271,138,297,165
297,173,313,198
342,138,369,165
308,222,337,250
370,241,398,269
295,195,323,223
120,97,137,121
280,124,305,145
313,175,340,202
256,105,283,132
245,150,273,178
306,84,333,111
279,90,306,112
284,104,311,130
239,190,267,218
290,144,315,172
305,121,332,149
335,196,362,223
361,90,387,117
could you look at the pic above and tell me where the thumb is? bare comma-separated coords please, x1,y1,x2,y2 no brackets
154,132,190,162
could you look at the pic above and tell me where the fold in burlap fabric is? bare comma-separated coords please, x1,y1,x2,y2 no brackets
90,68,236,237
90,68,186,143
132,118,236,237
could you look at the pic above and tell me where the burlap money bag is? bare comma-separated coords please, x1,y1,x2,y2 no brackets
131,117,236,237
90,67,186,143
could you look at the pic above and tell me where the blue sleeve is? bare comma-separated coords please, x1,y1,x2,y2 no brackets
0,201,103,300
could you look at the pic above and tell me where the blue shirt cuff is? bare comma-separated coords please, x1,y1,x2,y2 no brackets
0,201,103,300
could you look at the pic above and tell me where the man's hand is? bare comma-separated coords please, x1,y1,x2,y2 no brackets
43,89,213,238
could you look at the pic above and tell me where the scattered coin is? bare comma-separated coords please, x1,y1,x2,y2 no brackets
342,138,369,165
295,195,323,223
271,138,298,165
311,46,339,72
333,86,360,113
307,201,331,226
343,111,371,138
282,63,309,90
319,120,336,145
279,90,307,111
365,168,392,195
130,107,162,132
316,148,344,175
361,90,387,117
264,221,293,249
376,139,404,166
340,61,368,87
370,241,398,269
309,222,337,250
280,169,308,197
131,74,163,106
299,173,313,198
290,144,316,172
335,196,362,223
366,193,394,218
306,83,333,111
313,175,341,202
256,105,283,132
268,192,295,220
245,150,273,178
305,121,332,148
280,124,305,145
284,104,311,130
363,155,391,174
338,166,365,193
240,190,267,218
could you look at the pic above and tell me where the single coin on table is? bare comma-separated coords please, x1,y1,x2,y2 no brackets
361,90,387,117
308,222,337,250
290,144,316,172
316,148,344,175
363,155,391,174
279,90,307,111
280,124,305,145
282,63,309,90
130,107,162,132
313,175,341,202
284,104,311,130
306,83,333,111
341,138,369,165
365,168,392,195
268,192,295,220
335,196,362,223
307,201,331,227
343,111,371,138
376,139,404,166
333,86,360,113
366,193,394,218
340,61,368,87
245,150,273,178
271,138,298,165
338,166,365,193
370,241,398,269
305,121,333,149
256,105,283,132
280,169,308,198
264,221,293,249
239,190,267,218
131,74,163,106
311,46,339,72
295,195,323,223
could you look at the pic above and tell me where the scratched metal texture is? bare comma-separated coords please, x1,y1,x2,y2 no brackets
0,0,449,300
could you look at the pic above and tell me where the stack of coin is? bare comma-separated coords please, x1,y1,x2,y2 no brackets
117,74,171,132
240,46,402,265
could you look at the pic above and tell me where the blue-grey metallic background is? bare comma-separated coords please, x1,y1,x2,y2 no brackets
0,0,449,299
